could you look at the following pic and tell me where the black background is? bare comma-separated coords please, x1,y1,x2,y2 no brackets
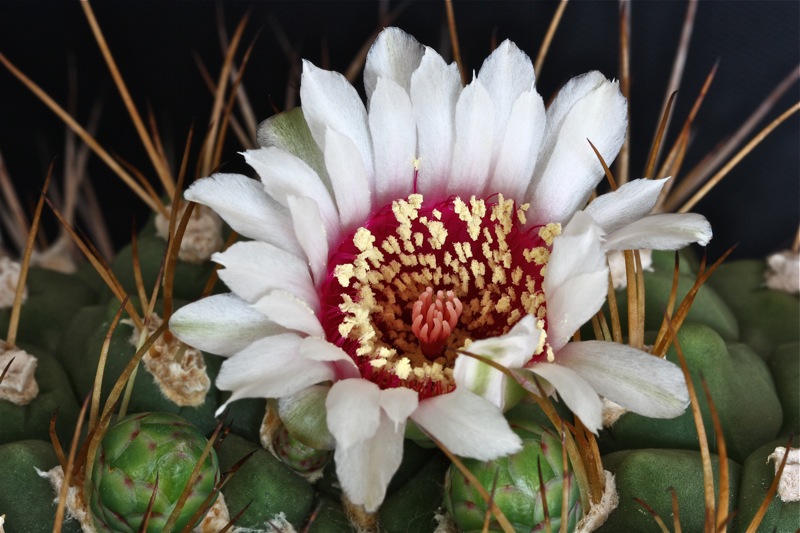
0,1,797,260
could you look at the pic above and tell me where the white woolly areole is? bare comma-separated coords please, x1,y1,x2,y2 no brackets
606,249,653,290
127,314,210,406
0,343,38,405
29,235,77,274
252,513,297,533
601,397,628,428
37,466,96,532
0,514,5,533
155,203,224,263
194,492,231,533
764,250,800,294
0,256,25,309
768,447,800,502
432,509,459,533
576,471,619,532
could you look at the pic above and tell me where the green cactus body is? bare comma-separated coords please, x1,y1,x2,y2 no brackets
0,267,100,354
445,421,581,532
605,323,782,462
0,440,82,533
88,412,219,532
0,346,80,446
600,449,741,532
59,298,222,434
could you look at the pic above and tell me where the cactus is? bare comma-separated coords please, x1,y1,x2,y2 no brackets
87,412,219,532
0,5,797,533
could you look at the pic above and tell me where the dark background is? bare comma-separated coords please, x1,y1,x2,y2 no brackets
0,1,797,260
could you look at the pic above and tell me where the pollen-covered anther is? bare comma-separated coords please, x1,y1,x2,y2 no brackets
411,287,463,359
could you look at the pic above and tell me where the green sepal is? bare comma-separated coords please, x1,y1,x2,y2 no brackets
278,384,335,450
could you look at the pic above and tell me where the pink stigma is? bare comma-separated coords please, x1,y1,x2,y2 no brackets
411,287,463,359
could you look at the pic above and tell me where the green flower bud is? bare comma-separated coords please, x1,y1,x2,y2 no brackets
89,412,219,532
445,420,581,532
271,423,331,473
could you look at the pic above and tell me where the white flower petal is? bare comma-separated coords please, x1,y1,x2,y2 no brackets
326,378,381,448
584,178,669,234
169,293,284,356
546,271,609,352
463,314,541,364
369,77,417,206
607,249,654,290
287,195,329,287
255,107,329,187
300,60,374,183
299,337,360,379
526,363,603,432
213,241,317,306
364,27,424,101
410,48,462,200
243,147,340,235
454,315,542,410
558,341,690,418
185,173,303,257
411,388,522,461
604,213,712,250
544,212,608,351
299,337,351,363
324,127,372,230
379,387,419,430
541,71,608,138
489,89,546,202
449,77,495,198
477,39,536,172
252,290,324,337
527,72,627,225
334,411,405,512
544,211,606,291
216,334,334,413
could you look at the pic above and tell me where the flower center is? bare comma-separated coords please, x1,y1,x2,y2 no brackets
320,193,560,399
411,287,463,359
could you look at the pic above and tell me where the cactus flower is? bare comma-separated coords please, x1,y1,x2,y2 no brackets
171,27,708,512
